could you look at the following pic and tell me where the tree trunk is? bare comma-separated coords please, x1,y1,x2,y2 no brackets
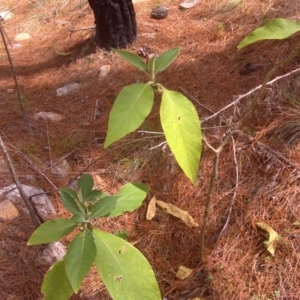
88,0,137,50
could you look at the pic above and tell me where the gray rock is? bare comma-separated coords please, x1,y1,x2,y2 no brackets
0,11,13,21
51,159,71,178
180,0,198,9
151,6,169,20
32,111,64,122
0,184,56,218
99,65,111,78
37,241,67,265
15,33,31,41
56,82,80,96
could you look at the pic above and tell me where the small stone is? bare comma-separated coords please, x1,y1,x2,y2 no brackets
179,0,198,9
56,82,80,96
37,242,67,265
7,88,14,93
139,33,156,39
151,6,169,20
15,33,31,41
0,11,13,21
25,174,35,183
51,159,71,178
0,200,19,220
99,65,111,78
32,111,64,122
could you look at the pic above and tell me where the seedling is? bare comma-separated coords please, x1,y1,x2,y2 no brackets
28,174,161,300
104,48,202,185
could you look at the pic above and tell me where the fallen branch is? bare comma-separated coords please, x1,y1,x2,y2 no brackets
202,66,300,123
0,23,31,135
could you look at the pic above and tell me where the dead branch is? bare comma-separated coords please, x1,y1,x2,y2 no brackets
0,23,31,135
202,66,300,124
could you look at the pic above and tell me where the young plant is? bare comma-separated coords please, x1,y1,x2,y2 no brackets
28,174,161,300
104,48,202,185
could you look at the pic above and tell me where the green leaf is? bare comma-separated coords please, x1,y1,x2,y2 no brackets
42,259,74,300
77,174,94,201
154,47,181,74
92,229,161,300
104,83,154,148
108,183,149,217
113,48,148,73
70,212,87,223
59,187,81,214
28,219,77,245
238,18,300,49
89,196,118,218
160,87,201,184
83,189,106,203
65,229,97,293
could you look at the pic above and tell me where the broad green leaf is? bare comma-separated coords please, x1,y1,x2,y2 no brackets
77,174,94,201
89,196,118,218
113,48,148,73
42,259,74,300
83,189,106,203
104,83,154,148
70,212,88,223
65,229,97,293
160,87,201,184
92,229,161,300
154,47,181,74
59,187,81,214
108,183,149,217
28,219,77,245
238,18,300,49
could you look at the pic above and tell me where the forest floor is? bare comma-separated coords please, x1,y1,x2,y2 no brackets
1,0,300,299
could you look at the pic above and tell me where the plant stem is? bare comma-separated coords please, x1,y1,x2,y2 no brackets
199,152,219,263
198,47,300,262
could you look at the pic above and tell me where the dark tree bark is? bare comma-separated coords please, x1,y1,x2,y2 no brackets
88,0,137,50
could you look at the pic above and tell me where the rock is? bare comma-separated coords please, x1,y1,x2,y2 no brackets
0,184,56,218
12,43,21,49
15,33,31,41
51,159,71,178
25,174,35,183
0,157,8,172
139,33,157,39
7,88,14,93
56,82,80,96
0,199,19,220
37,241,67,265
151,6,169,20
0,11,13,21
179,0,198,9
99,65,111,78
32,111,64,122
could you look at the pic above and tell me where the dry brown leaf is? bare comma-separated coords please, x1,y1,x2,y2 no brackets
256,222,280,256
156,200,198,227
146,196,157,220
176,265,193,280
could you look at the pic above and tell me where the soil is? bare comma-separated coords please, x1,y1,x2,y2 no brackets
1,0,300,299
